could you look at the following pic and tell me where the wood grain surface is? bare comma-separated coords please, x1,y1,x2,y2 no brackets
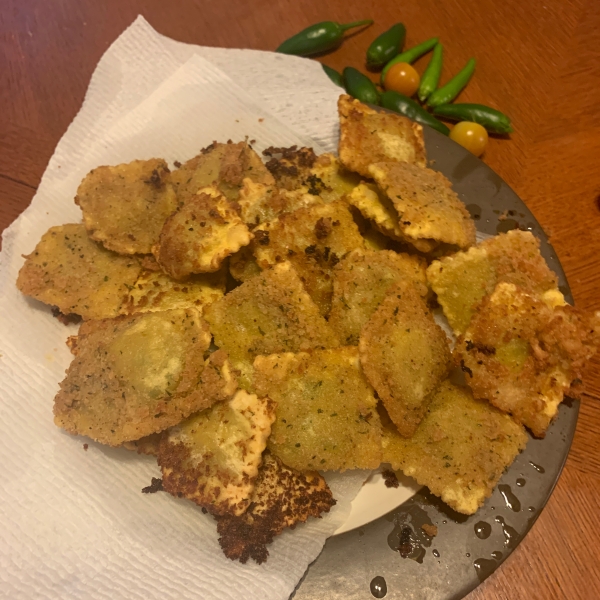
1,0,599,598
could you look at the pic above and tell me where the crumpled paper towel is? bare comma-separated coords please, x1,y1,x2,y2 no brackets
0,16,368,600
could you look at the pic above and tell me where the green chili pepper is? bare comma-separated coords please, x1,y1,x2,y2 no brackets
322,64,343,87
344,67,380,105
417,43,443,102
380,91,450,135
380,37,438,84
427,58,476,107
366,23,406,70
432,103,513,134
276,20,373,57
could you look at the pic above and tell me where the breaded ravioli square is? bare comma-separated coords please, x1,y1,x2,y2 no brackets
125,268,225,314
338,94,426,178
54,308,237,446
382,381,528,515
369,162,476,250
254,347,383,472
75,159,179,255
328,249,428,345
171,141,274,204
216,452,335,564
427,230,562,335
16,223,141,319
153,186,252,279
158,390,276,516
253,200,366,315
456,282,600,437
203,262,339,386
359,282,451,438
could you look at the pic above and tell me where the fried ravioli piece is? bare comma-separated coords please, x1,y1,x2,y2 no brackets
307,153,362,203
338,94,426,178
328,249,428,345
347,182,438,253
171,141,274,204
254,347,383,471
153,186,252,279
204,262,339,386
427,230,562,335
253,200,365,315
158,390,276,516
382,380,528,515
54,309,237,446
456,282,600,437
75,159,179,255
16,224,141,319
216,452,335,564
369,162,476,250
125,268,225,314
359,282,452,437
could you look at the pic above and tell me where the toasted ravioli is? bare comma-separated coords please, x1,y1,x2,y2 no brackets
456,283,600,437
308,153,362,203
382,381,528,514
338,95,426,178
16,224,141,319
158,391,276,516
347,182,438,253
253,200,365,315
204,262,339,386
427,230,562,335
153,186,252,279
216,452,335,564
329,249,428,345
125,268,225,314
171,141,274,204
359,282,452,437
53,309,237,446
255,347,383,471
369,162,476,249
75,159,179,255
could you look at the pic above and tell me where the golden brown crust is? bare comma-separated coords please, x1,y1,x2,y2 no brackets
75,159,179,255
359,282,452,438
338,95,426,178
262,145,318,191
215,452,335,564
16,223,141,320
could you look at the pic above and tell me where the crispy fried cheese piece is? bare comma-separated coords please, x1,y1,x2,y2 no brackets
328,249,428,345
75,159,179,255
216,452,335,564
158,390,276,516
382,381,528,515
456,282,600,437
347,182,438,253
369,162,476,249
254,347,383,471
427,230,562,335
16,224,141,319
54,309,237,445
253,200,366,315
153,186,252,279
171,141,274,204
359,282,452,437
204,262,339,387
338,94,426,178
125,268,225,314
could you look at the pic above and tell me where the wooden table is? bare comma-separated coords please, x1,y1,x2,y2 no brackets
2,1,599,598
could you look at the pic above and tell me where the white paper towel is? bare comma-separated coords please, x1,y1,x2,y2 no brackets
0,17,368,600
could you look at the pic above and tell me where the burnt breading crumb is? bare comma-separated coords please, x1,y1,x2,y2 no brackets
144,168,166,189
264,158,298,179
173,160,182,168
83,443,88,451
421,523,438,537
460,359,474,378
142,477,164,494
382,469,400,488
306,174,325,196
51,307,82,326
254,230,270,245
314,217,333,240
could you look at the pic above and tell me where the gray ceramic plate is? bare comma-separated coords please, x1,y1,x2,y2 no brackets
292,125,578,600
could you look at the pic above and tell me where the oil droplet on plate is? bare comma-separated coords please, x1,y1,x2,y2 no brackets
466,204,482,220
498,484,521,512
370,576,387,598
528,506,536,513
529,461,545,474
516,478,526,487
491,551,503,560
474,521,492,539
473,558,497,582
496,219,519,233
495,516,519,549
432,549,440,558
466,553,471,558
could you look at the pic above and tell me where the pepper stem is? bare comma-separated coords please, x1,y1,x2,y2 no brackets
339,19,374,32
